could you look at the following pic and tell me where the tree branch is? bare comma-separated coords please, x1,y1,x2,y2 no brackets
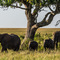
10,0,32,10
21,0,32,9
55,20,60,26
55,2,60,14
10,5,29,10
32,6,43,16
48,5,54,12
31,12,55,29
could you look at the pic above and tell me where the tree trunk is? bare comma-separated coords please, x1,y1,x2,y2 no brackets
21,9,37,48
24,23,38,40
29,26,38,40
21,21,38,48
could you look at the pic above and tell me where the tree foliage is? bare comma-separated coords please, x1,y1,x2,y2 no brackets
0,0,60,7
0,0,60,16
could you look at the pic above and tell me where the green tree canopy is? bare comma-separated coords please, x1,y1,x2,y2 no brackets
0,0,60,16
0,0,60,8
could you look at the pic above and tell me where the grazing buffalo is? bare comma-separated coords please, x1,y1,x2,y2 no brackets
0,33,21,52
44,38,54,51
29,41,38,50
54,31,60,49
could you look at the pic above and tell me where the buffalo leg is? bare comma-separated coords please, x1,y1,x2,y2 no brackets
13,46,19,51
1,47,7,52
45,48,46,51
56,43,58,49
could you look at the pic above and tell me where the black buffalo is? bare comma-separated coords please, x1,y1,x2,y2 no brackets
54,31,60,49
29,41,38,50
44,38,54,51
0,33,21,52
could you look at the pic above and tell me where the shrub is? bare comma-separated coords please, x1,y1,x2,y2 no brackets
20,35,25,39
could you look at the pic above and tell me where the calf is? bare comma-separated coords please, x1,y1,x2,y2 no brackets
29,41,38,50
44,38,54,51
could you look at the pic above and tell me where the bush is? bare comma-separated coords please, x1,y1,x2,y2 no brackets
58,42,60,50
35,33,41,37
21,39,30,50
20,35,25,39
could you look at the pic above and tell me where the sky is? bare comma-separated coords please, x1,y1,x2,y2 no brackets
0,7,60,28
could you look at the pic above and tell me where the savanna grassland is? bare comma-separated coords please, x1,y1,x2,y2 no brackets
0,28,60,60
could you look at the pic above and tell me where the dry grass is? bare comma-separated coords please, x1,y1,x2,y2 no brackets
0,50,60,60
37,28,60,34
0,28,60,35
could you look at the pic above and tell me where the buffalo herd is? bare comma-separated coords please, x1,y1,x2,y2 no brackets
0,31,60,52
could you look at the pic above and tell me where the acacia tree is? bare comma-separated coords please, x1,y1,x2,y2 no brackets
0,0,60,46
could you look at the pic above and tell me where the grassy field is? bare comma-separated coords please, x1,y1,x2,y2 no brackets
0,28,60,60
0,28,60,35
0,28,26,36
0,50,60,60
